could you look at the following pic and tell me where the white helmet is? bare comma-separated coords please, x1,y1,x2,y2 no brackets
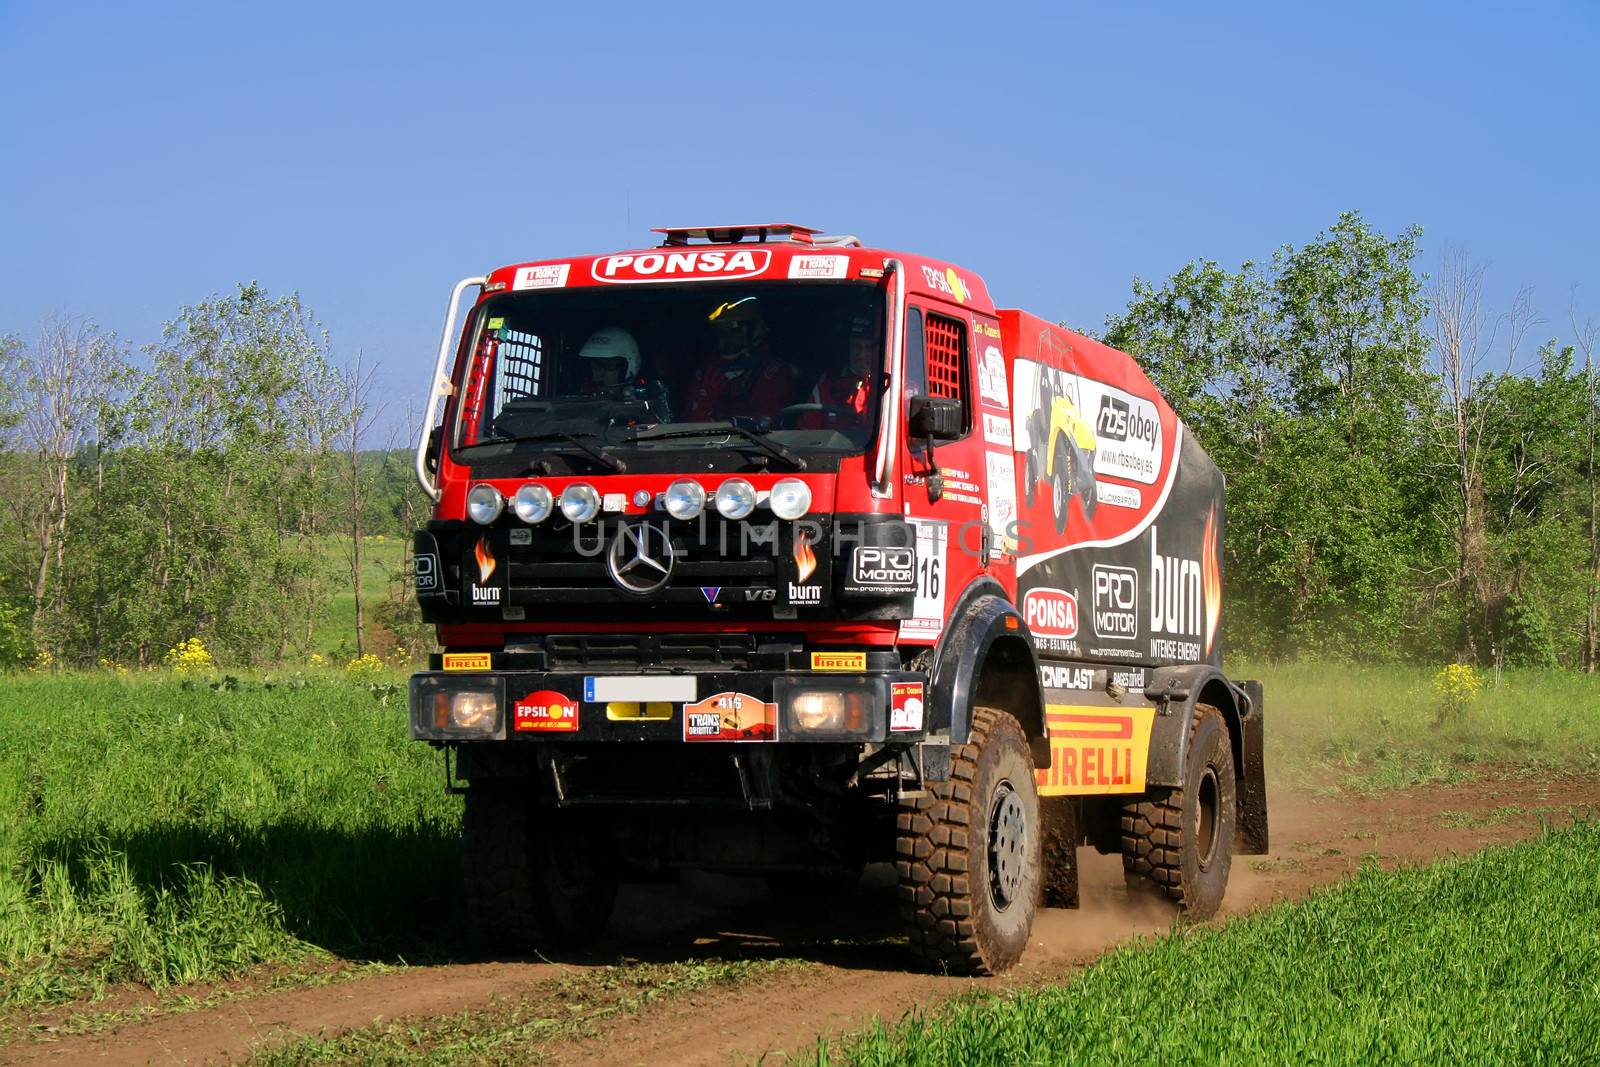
578,327,640,378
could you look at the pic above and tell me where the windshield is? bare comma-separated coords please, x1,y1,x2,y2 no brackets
451,280,884,462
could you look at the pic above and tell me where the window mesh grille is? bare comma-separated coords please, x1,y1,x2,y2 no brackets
494,330,543,409
925,314,965,401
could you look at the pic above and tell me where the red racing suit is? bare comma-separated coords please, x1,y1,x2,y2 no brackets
685,354,797,423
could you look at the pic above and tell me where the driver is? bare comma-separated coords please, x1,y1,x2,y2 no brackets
801,316,877,428
578,326,671,421
685,296,796,422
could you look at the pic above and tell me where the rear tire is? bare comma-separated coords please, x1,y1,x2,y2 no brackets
896,707,1040,975
463,784,618,952
1120,704,1235,918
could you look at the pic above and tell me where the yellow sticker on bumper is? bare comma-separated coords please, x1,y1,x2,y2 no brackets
443,652,492,671
811,651,866,671
1036,704,1155,796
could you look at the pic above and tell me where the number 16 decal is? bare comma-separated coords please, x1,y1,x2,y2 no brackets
901,518,949,640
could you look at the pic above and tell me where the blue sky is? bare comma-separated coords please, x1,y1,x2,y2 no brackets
3,2,1596,429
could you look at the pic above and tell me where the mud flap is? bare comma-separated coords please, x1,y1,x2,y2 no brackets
1039,796,1080,908
1237,680,1269,854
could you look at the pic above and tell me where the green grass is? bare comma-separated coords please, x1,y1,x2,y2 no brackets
0,672,459,1009
806,820,1600,1065
251,957,800,1065
308,534,407,662
1243,661,1600,791
1,661,1595,1024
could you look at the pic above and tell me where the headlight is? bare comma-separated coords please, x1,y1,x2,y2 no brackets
512,483,553,523
664,479,706,521
448,690,499,731
776,676,887,741
791,690,857,732
560,482,601,523
467,484,504,525
410,675,506,740
715,478,757,520
770,478,812,520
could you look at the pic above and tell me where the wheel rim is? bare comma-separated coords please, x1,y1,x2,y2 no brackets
987,780,1027,910
1195,766,1220,869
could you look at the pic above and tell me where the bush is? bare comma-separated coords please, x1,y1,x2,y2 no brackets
0,601,33,671
164,637,215,674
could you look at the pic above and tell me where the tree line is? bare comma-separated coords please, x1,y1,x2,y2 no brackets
0,284,425,669
1102,212,1598,669
2,214,1596,670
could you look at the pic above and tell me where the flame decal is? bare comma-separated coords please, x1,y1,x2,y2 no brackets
793,530,817,584
1202,503,1222,656
474,535,497,585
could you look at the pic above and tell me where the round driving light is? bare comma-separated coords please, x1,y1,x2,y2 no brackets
467,484,504,525
715,478,757,520
664,479,706,521
512,483,553,524
791,691,846,731
449,690,499,731
769,478,812,521
559,482,601,523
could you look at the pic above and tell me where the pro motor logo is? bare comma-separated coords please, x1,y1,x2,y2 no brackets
1092,565,1138,641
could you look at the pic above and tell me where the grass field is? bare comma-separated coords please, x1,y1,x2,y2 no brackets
0,672,457,1009
1245,660,1600,792
0,662,1595,1020
805,819,1600,1065
307,535,408,662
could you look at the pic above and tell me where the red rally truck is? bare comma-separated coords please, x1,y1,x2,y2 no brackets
409,224,1269,975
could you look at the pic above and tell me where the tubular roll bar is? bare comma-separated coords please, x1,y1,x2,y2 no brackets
873,258,906,497
415,275,487,501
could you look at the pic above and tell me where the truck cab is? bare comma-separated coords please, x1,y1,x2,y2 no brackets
409,223,1268,974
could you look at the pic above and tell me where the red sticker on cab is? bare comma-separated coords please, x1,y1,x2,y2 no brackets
890,681,925,733
514,690,578,733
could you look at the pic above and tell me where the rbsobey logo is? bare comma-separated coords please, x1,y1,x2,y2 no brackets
591,249,772,284
1023,587,1079,639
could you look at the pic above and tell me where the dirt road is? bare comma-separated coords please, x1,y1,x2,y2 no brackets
7,775,1596,1066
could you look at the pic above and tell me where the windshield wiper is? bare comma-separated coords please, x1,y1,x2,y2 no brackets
456,431,627,473
635,422,807,471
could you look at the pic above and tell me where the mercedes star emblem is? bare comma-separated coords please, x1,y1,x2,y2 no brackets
607,522,674,594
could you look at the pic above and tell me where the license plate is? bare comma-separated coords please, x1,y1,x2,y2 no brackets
583,675,696,703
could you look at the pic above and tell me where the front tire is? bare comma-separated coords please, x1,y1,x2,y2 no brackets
1120,704,1236,918
463,784,618,952
896,707,1041,975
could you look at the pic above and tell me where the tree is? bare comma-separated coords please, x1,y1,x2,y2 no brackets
340,351,385,657
1572,306,1599,672
1427,252,1537,659
1105,213,1439,659
10,317,126,649
96,283,340,664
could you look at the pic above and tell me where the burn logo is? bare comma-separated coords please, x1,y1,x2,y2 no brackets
789,528,822,604
471,536,501,606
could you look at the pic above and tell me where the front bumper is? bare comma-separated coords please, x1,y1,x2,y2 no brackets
409,668,931,745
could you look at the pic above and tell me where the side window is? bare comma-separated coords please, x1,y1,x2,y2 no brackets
493,327,544,409
923,311,971,434
904,307,927,400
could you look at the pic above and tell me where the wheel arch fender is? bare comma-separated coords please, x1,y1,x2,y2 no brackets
1142,664,1269,853
928,579,1051,768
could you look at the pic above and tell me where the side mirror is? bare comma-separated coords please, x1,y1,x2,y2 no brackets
908,395,963,441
